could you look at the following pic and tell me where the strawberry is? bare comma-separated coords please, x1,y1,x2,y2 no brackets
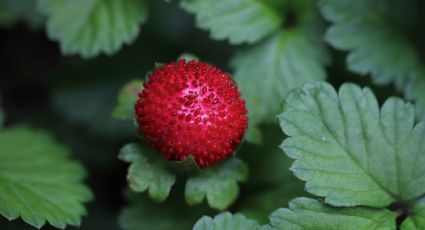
135,60,248,167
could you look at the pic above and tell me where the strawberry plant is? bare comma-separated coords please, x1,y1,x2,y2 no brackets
1,0,425,229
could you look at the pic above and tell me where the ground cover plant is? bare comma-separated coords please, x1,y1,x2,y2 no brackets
1,0,425,229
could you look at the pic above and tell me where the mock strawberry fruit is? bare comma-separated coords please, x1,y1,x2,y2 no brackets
135,60,248,167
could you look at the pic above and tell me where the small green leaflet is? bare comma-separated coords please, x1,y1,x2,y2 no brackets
279,82,425,207
185,157,248,210
38,0,148,58
400,197,425,230
112,80,143,121
119,143,176,202
0,126,92,229
319,0,425,120
193,212,259,230
232,0,329,143
180,0,282,45
264,197,396,230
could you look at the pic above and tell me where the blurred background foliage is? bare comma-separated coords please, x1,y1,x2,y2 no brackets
0,0,409,229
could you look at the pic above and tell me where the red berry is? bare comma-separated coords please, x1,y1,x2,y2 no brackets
135,60,248,167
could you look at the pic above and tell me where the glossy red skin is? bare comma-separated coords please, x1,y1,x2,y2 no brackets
135,60,248,167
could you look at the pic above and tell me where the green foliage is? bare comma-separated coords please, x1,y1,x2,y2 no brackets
185,157,248,210
193,212,259,230
181,0,329,143
231,0,328,143
180,0,282,44
52,80,134,139
119,143,176,202
264,197,396,229
319,0,425,120
401,197,425,230
112,80,143,121
6,0,425,229
119,192,209,230
0,0,43,28
279,82,425,207
0,100,4,129
238,184,305,224
38,0,148,58
0,126,92,229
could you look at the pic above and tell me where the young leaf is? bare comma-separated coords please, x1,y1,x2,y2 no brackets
232,1,329,143
400,197,425,230
193,212,259,230
119,143,176,202
319,0,425,120
264,197,396,230
180,0,282,45
185,157,248,210
279,82,425,207
0,126,92,229
112,80,143,121
38,0,148,58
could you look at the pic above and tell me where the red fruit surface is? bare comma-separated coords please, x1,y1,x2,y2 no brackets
135,60,248,167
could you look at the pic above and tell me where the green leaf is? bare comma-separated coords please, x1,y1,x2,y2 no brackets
401,197,425,230
0,100,4,129
264,197,396,230
232,1,329,143
112,80,143,121
319,0,425,120
193,212,259,230
119,143,176,202
38,0,148,58
185,157,248,210
279,82,425,207
0,126,92,229
180,0,282,44
120,192,209,230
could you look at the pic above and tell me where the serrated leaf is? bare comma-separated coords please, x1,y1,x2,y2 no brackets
120,193,208,230
400,197,425,230
119,143,176,202
193,212,259,230
279,82,425,207
264,197,396,230
112,80,143,121
232,1,329,143
180,0,282,45
185,157,248,210
0,126,92,229
319,0,425,120
38,0,148,58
